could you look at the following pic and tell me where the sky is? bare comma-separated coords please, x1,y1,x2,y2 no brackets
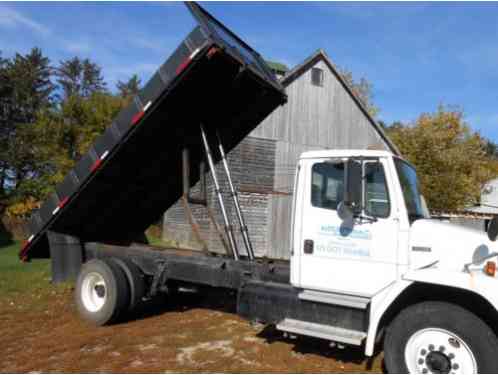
0,2,497,142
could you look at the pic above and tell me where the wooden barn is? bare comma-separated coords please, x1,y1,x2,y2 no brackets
162,49,400,259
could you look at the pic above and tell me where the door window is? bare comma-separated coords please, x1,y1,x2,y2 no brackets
311,160,390,217
311,162,344,210
364,162,390,218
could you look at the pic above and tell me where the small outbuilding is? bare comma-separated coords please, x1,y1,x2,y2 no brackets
163,49,400,259
467,178,498,216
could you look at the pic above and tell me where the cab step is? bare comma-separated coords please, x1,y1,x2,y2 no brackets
276,318,367,346
298,290,370,309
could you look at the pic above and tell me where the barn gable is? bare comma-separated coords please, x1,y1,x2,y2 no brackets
163,49,399,259
252,49,399,154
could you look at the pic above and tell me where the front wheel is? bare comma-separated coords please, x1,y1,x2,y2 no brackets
384,301,498,374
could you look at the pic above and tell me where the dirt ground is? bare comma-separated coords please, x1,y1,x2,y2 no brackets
0,287,383,373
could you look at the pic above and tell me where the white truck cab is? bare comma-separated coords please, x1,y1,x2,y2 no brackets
288,149,498,373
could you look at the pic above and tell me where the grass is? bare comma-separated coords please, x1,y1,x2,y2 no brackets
146,233,166,247
0,230,169,300
146,232,178,248
0,233,52,297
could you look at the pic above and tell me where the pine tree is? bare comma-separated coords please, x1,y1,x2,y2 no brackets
1,48,54,194
0,51,10,199
56,57,107,99
7,48,53,123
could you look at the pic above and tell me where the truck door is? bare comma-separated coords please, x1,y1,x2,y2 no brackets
297,157,399,296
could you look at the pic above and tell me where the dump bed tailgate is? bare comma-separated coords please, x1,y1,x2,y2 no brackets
21,3,286,260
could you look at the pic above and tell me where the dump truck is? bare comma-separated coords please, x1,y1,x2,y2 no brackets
20,3,498,374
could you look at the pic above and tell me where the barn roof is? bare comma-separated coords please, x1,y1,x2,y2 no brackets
280,49,401,156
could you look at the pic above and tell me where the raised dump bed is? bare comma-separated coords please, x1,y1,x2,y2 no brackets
21,2,286,261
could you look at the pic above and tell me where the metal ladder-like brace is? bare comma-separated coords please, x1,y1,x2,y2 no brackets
215,131,255,260
200,125,240,260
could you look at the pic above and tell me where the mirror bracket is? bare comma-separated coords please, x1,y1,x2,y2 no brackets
343,158,363,215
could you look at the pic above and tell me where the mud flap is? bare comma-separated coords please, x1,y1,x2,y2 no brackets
48,231,83,283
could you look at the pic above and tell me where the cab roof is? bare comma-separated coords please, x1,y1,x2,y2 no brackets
300,149,397,159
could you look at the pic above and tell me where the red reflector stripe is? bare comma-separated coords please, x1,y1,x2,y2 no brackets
176,57,192,75
90,158,102,172
207,47,219,58
21,240,29,251
58,197,69,209
131,111,145,126
19,241,30,261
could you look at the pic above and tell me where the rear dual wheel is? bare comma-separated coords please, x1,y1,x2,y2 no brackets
75,258,145,325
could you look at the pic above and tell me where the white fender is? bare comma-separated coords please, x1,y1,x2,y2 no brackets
365,268,498,356
365,279,413,356
403,268,498,309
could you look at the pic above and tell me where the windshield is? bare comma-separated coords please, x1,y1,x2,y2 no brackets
394,158,427,223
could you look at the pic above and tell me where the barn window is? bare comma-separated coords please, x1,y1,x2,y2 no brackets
311,67,324,87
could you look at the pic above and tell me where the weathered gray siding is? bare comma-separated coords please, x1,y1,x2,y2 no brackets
164,56,392,259
251,60,388,150
163,136,276,257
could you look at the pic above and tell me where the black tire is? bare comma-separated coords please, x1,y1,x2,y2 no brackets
75,258,130,326
111,257,146,310
384,301,498,374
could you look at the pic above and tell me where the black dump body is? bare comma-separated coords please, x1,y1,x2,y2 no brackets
21,3,286,261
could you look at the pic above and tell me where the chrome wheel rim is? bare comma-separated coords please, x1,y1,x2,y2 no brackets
405,328,477,374
81,272,107,312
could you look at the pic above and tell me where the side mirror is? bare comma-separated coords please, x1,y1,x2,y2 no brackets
343,159,362,214
337,201,353,221
488,216,498,242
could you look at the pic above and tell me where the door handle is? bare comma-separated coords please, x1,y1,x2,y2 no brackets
304,239,314,254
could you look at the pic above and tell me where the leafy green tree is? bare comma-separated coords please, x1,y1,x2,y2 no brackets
116,74,141,99
5,91,126,218
55,57,106,99
0,50,130,219
64,92,125,161
387,106,498,211
54,57,108,161
55,93,123,162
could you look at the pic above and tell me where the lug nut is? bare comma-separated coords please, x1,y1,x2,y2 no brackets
429,344,435,351
418,358,424,365
439,345,445,352
421,349,427,355
452,363,459,370
448,353,455,360
449,337,461,349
